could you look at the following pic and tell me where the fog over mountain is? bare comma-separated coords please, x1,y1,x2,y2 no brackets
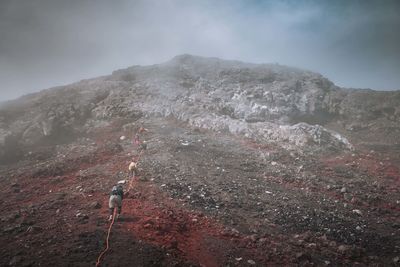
1,0,400,101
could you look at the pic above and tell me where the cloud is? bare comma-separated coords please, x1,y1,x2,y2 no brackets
0,0,399,101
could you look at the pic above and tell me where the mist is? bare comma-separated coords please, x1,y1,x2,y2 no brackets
1,0,399,101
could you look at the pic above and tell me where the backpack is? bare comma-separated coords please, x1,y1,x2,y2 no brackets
111,186,118,195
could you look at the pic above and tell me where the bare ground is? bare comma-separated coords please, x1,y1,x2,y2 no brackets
0,117,399,266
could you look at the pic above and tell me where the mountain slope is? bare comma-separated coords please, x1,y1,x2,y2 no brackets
0,55,399,266
1,54,399,164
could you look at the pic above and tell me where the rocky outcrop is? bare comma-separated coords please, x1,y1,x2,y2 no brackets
0,55,398,164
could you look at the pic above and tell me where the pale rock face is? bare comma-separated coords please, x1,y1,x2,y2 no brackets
182,111,351,152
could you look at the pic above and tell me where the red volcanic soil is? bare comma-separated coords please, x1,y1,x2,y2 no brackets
0,118,399,266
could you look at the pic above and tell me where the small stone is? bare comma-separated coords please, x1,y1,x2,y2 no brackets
247,259,256,265
297,239,305,245
393,256,399,263
120,136,126,141
89,201,101,209
249,234,257,242
340,187,347,193
258,237,268,243
356,226,362,231
338,245,348,253
307,243,317,248
352,209,362,216
320,234,328,242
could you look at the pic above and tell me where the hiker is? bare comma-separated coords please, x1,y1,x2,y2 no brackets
128,160,137,178
127,159,138,191
140,140,147,151
138,127,148,133
133,133,140,145
109,184,124,221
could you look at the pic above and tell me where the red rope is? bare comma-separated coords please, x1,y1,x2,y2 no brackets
96,128,147,266
96,208,117,267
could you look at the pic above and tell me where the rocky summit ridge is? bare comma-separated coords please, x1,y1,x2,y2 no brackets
0,54,399,163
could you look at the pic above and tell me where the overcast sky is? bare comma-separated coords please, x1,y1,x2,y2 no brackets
1,0,399,101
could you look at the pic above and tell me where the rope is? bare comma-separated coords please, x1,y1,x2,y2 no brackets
96,127,147,266
136,149,144,162
96,207,117,267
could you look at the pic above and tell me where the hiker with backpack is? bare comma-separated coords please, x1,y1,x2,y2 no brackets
108,184,124,221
